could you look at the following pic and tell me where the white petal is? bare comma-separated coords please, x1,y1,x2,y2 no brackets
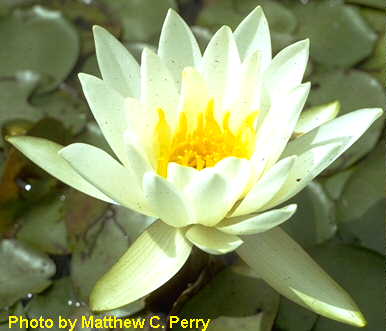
218,204,297,235
78,73,130,166
253,83,310,171
232,156,296,217
59,143,152,215
90,220,192,311
158,9,201,87
93,26,140,98
283,108,383,159
185,225,243,255
201,26,241,113
7,136,114,204
140,48,179,128
143,172,192,227
186,158,250,227
234,6,271,69
266,143,344,209
294,101,340,137
263,39,309,97
167,162,199,192
237,227,366,327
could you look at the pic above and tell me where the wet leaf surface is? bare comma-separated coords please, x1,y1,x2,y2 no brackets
0,239,56,309
0,6,79,92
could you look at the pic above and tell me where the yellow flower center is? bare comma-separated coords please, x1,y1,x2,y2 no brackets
155,99,258,177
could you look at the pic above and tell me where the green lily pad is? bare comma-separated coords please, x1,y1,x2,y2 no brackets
81,55,101,78
176,265,279,331
30,89,88,136
0,71,42,146
0,303,26,331
0,239,55,309
337,142,384,254
0,6,79,93
309,244,384,331
208,314,263,331
291,0,377,68
71,208,131,302
360,8,385,33
75,121,114,156
16,193,69,255
281,181,337,247
26,278,78,331
99,0,177,42
346,0,385,9
308,69,385,172
361,33,385,71
125,42,157,63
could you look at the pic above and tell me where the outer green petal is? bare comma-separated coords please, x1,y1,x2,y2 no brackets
234,6,271,69
7,136,113,203
59,143,152,216
237,227,366,327
218,204,297,235
185,225,243,255
90,220,192,311
294,101,340,137
93,26,140,98
263,39,309,97
232,156,296,217
78,73,130,167
158,9,201,87
143,172,192,227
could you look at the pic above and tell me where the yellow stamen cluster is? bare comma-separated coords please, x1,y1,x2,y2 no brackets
155,99,258,177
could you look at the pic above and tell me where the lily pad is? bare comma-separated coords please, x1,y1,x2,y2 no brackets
0,239,55,309
360,8,385,33
0,6,79,92
281,181,337,247
308,70,385,172
81,55,101,78
16,193,69,255
346,0,385,10
0,71,42,146
0,303,26,331
26,278,78,331
361,33,385,71
99,0,177,42
291,0,377,68
337,142,384,254
30,89,88,136
176,265,279,331
309,244,384,331
70,208,131,302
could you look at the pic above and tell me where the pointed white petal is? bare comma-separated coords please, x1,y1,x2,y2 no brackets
218,204,297,235
266,143,344,209
90,220,192,311
93,26,140,98
201,26,241,112
186,158,250,227
141,48,179,128
253,83,310,170
283,108,383,159
158,9,201,87
78,73,130,166
237,227,366,327
294,101,340,137
232,156,296,217
59,143,152,215
167,162,199,192
185,225,243,255
263,39,309,97
234,6,271,69
143,172,192,227
7,136,114,203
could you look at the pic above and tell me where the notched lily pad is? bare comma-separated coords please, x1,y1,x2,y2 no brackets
0,6,79,92
337,142,384,254
281,181,336,247
0,239,55,309
291,0,377,68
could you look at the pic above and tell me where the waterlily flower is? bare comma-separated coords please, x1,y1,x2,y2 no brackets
8,7,382,327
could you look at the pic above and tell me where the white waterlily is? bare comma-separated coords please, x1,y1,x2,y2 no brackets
8,7,382,327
